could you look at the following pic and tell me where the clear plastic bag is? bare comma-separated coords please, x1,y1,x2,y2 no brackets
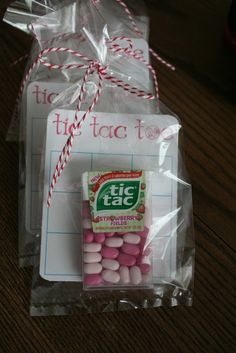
14,0,150,267
14,0,194,315
3,0,63,33
30,102,194,316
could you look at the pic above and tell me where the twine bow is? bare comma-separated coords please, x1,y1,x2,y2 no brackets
18,0,175,207
19,36,159,206
45,37,158,206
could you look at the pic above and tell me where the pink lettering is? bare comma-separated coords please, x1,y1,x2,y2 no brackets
68,123,81,136
53,113,63,135
89,116,100,137
99,125,111,138
47,92,58,104
32,85,59,105
89,116,127,139
114,125,127,139
135,119,145,139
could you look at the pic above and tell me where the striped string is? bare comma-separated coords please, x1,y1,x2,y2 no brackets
16,0,175,206
14,37,156,205
115,0,175,71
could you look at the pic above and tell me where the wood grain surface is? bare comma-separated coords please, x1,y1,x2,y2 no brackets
0,3,236,353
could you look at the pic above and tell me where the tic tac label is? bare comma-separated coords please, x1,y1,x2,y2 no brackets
87,171,146,233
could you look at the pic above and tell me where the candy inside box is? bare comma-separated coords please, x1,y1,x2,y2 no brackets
82,170,154,290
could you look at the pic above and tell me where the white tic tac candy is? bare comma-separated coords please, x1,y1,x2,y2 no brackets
105,237,123,248
119,266,130,284
84,252,102,263
102,270,120,283
83,218,92,229
123,233,141,245
84,243,102,252
101,259,119,271
130,266,142,285
84,263,102,274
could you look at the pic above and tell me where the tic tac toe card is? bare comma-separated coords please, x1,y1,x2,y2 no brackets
40,109,180,282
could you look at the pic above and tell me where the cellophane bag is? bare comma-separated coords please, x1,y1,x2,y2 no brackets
14,0,149,267
15,0,194,315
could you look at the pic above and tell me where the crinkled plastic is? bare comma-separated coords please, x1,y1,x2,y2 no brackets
30,100,194,315
3,0,68,33
14,0,150,267
13,0,194,315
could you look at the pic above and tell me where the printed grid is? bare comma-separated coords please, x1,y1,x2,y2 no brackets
43,151,174,279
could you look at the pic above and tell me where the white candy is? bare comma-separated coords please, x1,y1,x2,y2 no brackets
101,259,119,271
119,266,130,284
84,263,102,274
123,233,141,245
83,218,92,229
130,266,142,285
84,252,102,263
84,243,101,252
105,237,123,248
102,270,120,283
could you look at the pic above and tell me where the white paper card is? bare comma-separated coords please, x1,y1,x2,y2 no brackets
25,39,150,234
40,109,180,282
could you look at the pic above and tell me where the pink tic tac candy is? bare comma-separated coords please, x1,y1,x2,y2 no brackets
83,230,94,243
140,263,151,274
121,243,140,256
101,246,119,259
84,274,103,285
118,253,136,266
82,201,91,218
94,233,105,243
136,227,149,238
139,255,151,274
143,247,152,256
83,218,92,229
105,232,115,237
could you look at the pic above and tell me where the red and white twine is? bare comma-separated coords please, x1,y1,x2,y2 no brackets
115,0,175,71
18,0,175,206
17,37,157,206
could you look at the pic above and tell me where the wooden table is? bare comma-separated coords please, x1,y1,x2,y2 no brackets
0,4,236,353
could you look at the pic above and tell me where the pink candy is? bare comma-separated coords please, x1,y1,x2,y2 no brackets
140,263,151,274
136,227,149,238
84,274,103,285
94,233,105,243
140,255,151,274
117,253,136,266
122,243,140,256
82,201,91,218
82,204,152,288
105,232,115,237
101,246,119,259
84,230,94,243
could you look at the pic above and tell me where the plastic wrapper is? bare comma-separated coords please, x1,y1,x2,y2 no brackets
14,0,149,267
30,101,194,315
3,0,68,33
3,0,148,35
14,0,194,315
